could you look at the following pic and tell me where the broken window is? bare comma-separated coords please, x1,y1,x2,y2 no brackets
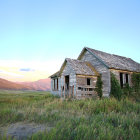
78,87,81,90
65,75,69,90
126,74,129,84
57,78,58,90
77,87,94,91
87,78,91,85
120,73,123,88
89,88,94,91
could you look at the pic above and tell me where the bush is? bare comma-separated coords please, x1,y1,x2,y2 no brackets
131,73,140,93
123,83,132,97
110,73,123,100
94,75,103,99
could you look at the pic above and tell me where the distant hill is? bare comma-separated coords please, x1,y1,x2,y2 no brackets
0,78,32,90
19,78,51,91
0,78,51,91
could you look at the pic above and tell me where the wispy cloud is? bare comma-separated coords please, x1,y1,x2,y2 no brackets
0,70,23,77
0,59,63,82
0,59,62,73
19,68,35,72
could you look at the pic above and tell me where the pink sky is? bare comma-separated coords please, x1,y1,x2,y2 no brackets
0,1,140,82
0,60,62,82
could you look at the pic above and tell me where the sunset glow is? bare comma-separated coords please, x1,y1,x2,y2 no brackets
0,60,62,82
0,0,140,82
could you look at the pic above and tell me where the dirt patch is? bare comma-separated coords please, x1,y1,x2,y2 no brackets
0,122,53,140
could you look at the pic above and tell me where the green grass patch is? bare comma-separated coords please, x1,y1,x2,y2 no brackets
0,90,140,139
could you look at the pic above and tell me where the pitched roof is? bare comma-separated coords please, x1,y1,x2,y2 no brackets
85,47,140,72
50,71,60,78
65,58,98,76
49,58,98,78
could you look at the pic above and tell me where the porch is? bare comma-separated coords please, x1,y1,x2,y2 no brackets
61,85,97,99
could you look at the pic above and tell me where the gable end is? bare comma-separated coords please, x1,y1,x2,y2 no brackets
78,47,109,69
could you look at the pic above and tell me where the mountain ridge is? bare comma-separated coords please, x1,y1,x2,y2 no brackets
0,78,51,91
18,78,51,91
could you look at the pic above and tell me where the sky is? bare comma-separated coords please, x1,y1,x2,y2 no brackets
0,0,140,82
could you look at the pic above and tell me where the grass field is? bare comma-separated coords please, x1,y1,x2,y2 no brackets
0,90,140,140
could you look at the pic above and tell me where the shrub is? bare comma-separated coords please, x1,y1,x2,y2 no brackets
94,75,103,99
131,73,140,93
123,83,132,97
110,73,123,100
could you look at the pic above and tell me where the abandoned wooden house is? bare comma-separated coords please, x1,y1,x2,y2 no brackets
50,47,140,98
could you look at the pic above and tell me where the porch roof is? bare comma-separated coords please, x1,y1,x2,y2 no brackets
49,71,60,78
50,58,99,78
63,58,99,76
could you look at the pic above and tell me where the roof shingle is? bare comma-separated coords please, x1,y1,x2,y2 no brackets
86,47,140,72
66,58,98,76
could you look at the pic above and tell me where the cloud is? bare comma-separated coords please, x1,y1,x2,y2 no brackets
0,59,63,81
0,70,24,77
19,68,35,72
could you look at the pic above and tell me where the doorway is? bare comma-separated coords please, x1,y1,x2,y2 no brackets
65,75,69,90
120,73,123,88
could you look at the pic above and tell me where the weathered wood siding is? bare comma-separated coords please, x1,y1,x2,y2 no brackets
110,69,132,86
79,50,111,97
61,61,77,96
76,75,97,98
51,77,61,95
76,75,97,87
51,79,53,91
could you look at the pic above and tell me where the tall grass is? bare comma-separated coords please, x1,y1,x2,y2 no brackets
0,90,140,139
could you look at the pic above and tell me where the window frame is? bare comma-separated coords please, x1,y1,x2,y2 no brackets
120,72,130,88
56,78,58,90
120,73,123,88
125,74,129,84
87,78,91,85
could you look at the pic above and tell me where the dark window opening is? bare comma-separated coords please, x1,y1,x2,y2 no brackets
87,78,91,85
53,79,55,90
120,73,123,88
77,87,94,91
89,88,94,91
57,78,58,90
126,74,129,84
78,87,81,90
65,75,69,90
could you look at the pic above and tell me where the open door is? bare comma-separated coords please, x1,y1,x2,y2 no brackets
65,75,69,90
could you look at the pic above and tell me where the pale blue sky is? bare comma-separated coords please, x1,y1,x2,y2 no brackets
0,0,140,81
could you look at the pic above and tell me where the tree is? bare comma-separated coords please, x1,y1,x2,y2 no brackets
110,73,123,100
94,75,103,99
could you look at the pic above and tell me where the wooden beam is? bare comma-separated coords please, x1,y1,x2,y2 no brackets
73,85,74,98
69,86,71,98
85,62,99,76
110,68,139,74
61,86,63,98
64,85,65,99
77,48,86,60
76,74,97,78
76,85,77,98
59,60,67,76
